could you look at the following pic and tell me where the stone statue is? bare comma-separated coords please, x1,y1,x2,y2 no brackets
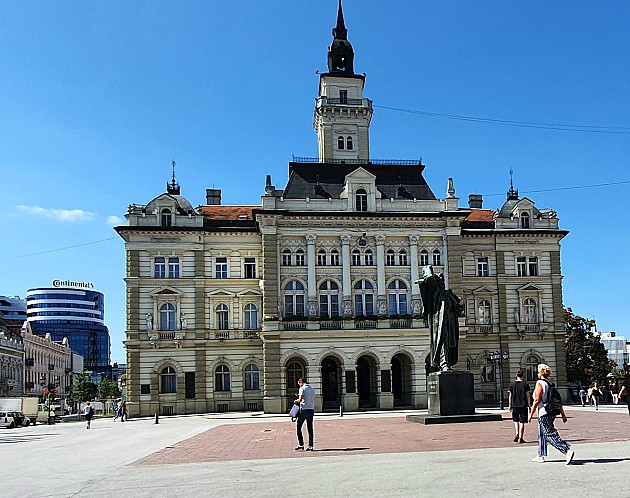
417,265,463,371
343,301,352,316
146,313,154,330
514,308,520,324
180,313,188,330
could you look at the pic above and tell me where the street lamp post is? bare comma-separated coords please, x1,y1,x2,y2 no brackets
489,351,510,410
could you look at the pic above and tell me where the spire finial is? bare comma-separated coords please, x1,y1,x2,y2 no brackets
507,168,518,200
166,158,181,195
327,0,354,73
335,0,347,37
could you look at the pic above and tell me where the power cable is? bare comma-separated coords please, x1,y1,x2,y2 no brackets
0,237,119,261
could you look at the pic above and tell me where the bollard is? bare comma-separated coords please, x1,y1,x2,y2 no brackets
154,412,159,424
339,404,343,417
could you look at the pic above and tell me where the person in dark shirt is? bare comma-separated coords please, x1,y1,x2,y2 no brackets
618,378,630,417
508,370,532,443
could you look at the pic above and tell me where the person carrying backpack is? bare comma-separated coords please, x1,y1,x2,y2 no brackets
83,402,95,429
528,363,574,464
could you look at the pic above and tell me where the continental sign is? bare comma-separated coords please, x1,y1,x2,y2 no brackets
52,280,95,289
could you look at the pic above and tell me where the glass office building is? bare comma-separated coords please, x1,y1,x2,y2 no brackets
26,286,111,370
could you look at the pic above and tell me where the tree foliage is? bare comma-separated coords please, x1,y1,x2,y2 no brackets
70,371,96,403
565,307,614,385
97,378,121,400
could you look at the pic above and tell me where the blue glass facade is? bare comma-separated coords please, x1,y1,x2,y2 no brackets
26,288,111,369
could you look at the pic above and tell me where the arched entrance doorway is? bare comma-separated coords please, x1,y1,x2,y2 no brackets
321,356,341,410
392,353,413,407
357,355,377,408
285,358,306,411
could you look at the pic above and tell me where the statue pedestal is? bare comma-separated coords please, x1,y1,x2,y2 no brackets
407,371,502,425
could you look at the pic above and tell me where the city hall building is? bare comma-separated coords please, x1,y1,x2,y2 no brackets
116,3,568,417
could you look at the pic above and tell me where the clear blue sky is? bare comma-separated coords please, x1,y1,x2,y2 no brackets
2,1,629,364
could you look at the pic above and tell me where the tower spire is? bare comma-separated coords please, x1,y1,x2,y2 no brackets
334,0,348,40
167,158,181,195
506,168,518,200
327,0,354,73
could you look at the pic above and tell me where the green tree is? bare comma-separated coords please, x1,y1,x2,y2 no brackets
70,371,96,404
97,378,121,400
565,308,614,385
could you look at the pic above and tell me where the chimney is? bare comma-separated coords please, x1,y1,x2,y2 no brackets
468,194,483,209
206,189,221,205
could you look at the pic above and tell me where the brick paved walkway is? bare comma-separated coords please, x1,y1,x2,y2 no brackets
134,409,629,466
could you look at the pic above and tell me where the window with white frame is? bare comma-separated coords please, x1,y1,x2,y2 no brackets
516,257,527,276
477,257,489,277
354,280,375,316
478,299,491,324
215,257,228,278
295,249,305,266
352,249,361,266
216,304,229,330
528,257,538,276
154,257,166,278
244,303,258,330
432,249,442,266
330,249,340,266
161,208,172,227
525,355,540,382
339,89,347,104
244,257,256,278
168,257,180,278
346,136,353,150
387,280,408,315
284,281,305,317
386,249,395,266
160,366,176,393
319,280,340,318
159,303,176,330
399,250,408,266
244,364,260,390
317,249,327,266
338,136,345,150
520,212,530,228
364,249,374,266
420,249,429,266
523,298,537,323
355,189,368,212
215,365,231,391
282,249,292,266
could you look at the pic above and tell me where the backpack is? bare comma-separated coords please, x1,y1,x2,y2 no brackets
542,379,563,416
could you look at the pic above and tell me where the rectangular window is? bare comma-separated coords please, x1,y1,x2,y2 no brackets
244,258,256,279
215,257,228,279
386,252,395,266
185,372,195,399
339,89,347,104
477,257,489,277
168,257,180,278
330,252,340,266
317,252,326,266
154,257,166,278
295,251,305,266
364,252,373,266
516,257,527,276
528,257,538,276
352,252,361,266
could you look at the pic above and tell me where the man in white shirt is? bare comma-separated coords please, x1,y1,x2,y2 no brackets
294,377,315,451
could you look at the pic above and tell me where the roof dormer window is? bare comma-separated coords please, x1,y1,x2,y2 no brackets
161,208,172,227
355,188,367,212
520,212,530,229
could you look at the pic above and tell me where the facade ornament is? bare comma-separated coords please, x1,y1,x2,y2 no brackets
412,299,422,315
307,300,317,316
180,313,188,330
146,313,154,330
513,308,520,324
375,235,386,245
341,235,352,245
377,300,387,315
542,307,548,323
409,235,419,245
343,300,352,317
306,235,317,245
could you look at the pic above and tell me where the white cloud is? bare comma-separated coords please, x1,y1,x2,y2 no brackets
106,215,122,225
17,205,96,222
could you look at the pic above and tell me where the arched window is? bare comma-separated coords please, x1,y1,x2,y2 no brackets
525,355,540,382
244,304,258,330
354,280,375,317
478,299,492,324
317,249,327,266
398,250,408,266
521,212,530,229
286,361,304,390
216,304,229,330
364,249,374,266
159,303,176,330
282,249,292,266
330,249,340,266
319,280,340,318
352,249,361,266
284,281,305,317
244,364,260,390
355,189,368,212
337,136,345,150
388,280,408,315
295,249,305,266
524,298,537,323
160,366,176,393
420,249,429,266
161,208,172,227
215,365,231,391
432,249,442,266
346,136,353,150
386,249,395,266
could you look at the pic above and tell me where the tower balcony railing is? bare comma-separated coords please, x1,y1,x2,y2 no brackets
318,97,369,107
291,155,422,166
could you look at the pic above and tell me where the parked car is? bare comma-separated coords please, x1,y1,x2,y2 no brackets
8,411,30,427
0,411,16,429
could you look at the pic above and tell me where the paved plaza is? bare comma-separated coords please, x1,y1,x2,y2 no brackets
1,405,628,497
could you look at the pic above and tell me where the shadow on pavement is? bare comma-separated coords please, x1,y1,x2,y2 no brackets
571,457,630,466
314,447,370,452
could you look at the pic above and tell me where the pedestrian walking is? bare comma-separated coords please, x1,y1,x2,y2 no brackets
579,387,587,407
294,377,315,452
528,363,574,464
508,370,532,443
591,382,603,410
83,402,95,429
112,399,119,421
618,378,630,417
120,400,128,422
